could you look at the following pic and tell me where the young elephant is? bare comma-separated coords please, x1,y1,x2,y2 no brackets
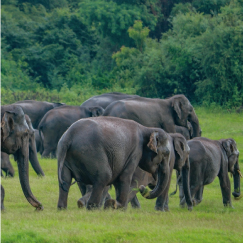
129,133,192,211
180,137,241,207
57,117,172,210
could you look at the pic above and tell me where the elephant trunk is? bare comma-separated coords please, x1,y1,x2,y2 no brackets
29,133,45,176
182,157,193,210
139,162,170,199
232,160,241,198
16,134,43,210
188,109,200,138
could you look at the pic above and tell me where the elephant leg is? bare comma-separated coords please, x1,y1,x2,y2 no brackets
155,167,173,212
77,182,87,196
77,185,93,208
180,185,200,207
218,173,232,207
1,185,5,211
57,166,72,209
130,195,141,209
178,172,184,202
87,183,106,210
193,186,204,206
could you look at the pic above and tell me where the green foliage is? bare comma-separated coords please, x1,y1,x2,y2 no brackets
1,0,243,108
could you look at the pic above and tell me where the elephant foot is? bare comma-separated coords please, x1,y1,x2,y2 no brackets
77,199,85,208
104,199,117,210
187,206,193,211
224,202,234,208
35,205,44,211
154,206,166,212
57,206,67,210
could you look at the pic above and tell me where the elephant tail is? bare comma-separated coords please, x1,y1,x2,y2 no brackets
170,174,181,196
57,134,71,192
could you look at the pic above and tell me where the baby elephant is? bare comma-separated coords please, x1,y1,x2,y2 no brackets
180,137,241,207
57,117,172,210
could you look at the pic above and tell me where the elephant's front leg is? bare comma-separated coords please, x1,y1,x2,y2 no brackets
155,187,170,211
218,172,232,207
57,166,72,209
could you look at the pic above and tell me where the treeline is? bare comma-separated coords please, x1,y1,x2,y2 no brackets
2,0,243,107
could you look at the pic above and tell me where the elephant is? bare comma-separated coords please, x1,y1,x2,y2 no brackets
1,105,43,210
1,152,15,177
1,115,45,177
80,92,139,109
76,133,193,211
13,100,65,129
179,137,241,208
103,94,201,138
57,117,172,210
1,185,5,211
38,106,104,158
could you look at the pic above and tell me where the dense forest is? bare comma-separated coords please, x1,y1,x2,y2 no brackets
2,0,243,108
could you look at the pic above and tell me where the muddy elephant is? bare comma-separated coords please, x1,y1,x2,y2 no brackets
14,100,65,129
1,105,43,210
1,152,15,177
179,137,241,208
38,106,104,158
57,117,172,210
103,94,201,137
80,92,139,109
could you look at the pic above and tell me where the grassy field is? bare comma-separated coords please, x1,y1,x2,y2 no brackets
1,107,243,243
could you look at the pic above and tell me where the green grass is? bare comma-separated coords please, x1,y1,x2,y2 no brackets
2,107,243,243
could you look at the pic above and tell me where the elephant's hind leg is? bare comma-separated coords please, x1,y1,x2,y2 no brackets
86,183,107,210
57,165,72,209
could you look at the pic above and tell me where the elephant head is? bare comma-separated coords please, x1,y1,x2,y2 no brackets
25,115,45,176
221,139,241,198
172,134,193,210
1,106,43,210
139,130,171,199
171,95,200,138
89,106,105,117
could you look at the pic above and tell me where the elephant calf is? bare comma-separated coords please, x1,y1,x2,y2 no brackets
180,137,241,207
57,117,173,210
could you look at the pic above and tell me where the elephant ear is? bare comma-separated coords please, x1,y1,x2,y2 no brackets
173,136,189,160
24,115,34,134
147,132,159,154
172,98,182,120
1,112,15,141
222,139,234,157
89,107,104,117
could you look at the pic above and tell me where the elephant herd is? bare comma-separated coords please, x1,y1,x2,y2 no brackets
1,92,242,212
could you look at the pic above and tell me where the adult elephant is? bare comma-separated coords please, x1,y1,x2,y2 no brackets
38,106,104,158
80,92,139,109
1,152,15,177
77,133,193,211
13,100,65,129
179,137,241,208
103,95,200,137
1,115,45,177
57,117,172,210
1,105,43,210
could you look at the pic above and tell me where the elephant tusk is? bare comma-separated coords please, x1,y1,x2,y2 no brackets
237,170,243,178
